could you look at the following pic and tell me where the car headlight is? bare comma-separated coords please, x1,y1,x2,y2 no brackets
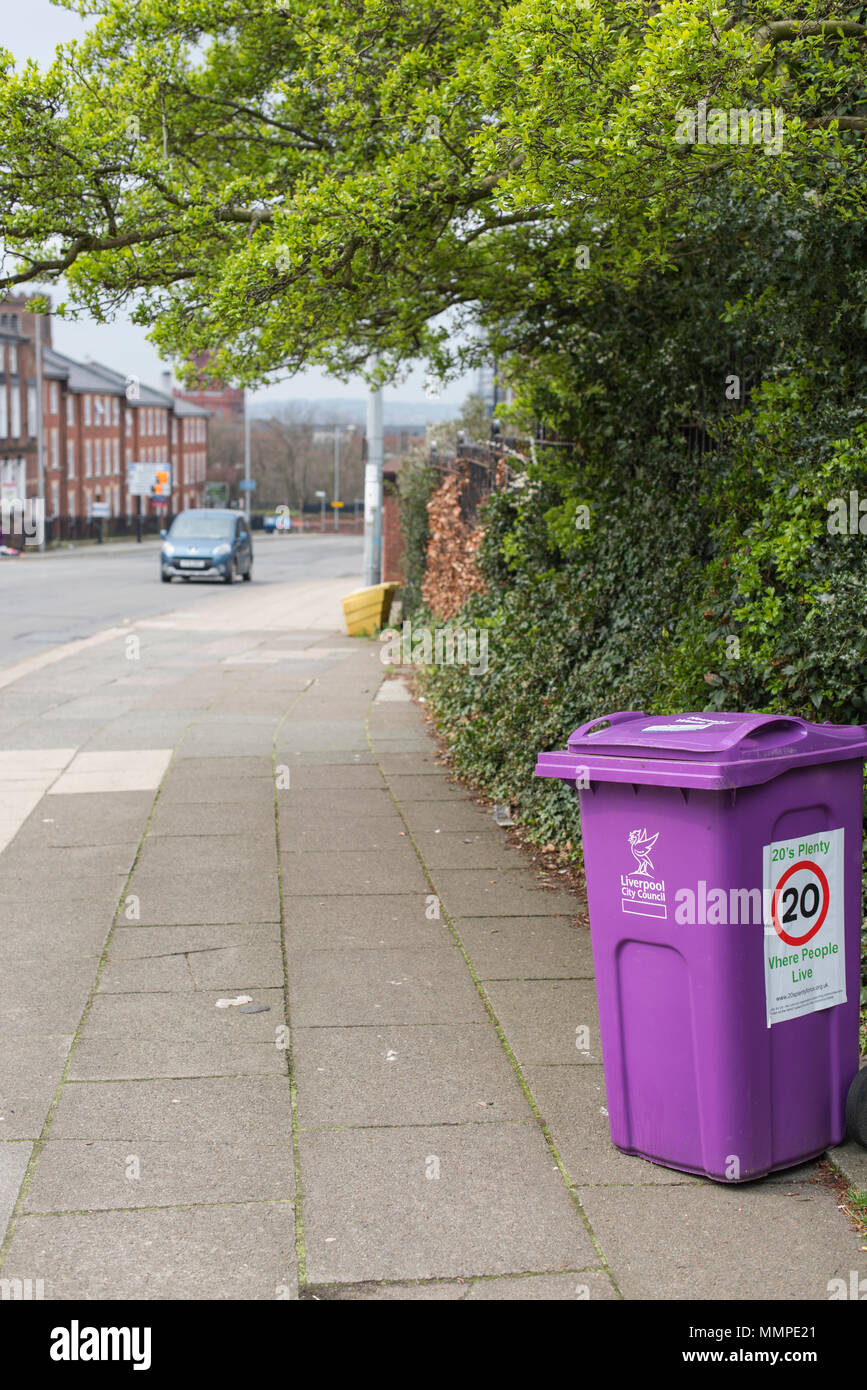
162,542,174,557
213,543,231,557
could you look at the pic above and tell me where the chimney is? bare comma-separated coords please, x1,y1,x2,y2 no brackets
161,369,172,395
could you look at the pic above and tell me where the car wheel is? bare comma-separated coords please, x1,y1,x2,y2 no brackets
223,560,234,584
161,572,172,583
242,562,253,581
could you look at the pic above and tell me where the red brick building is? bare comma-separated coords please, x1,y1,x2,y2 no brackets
173,352,245,424
0,295,211,526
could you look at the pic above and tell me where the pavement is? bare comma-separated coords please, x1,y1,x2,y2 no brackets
0,539,865,1301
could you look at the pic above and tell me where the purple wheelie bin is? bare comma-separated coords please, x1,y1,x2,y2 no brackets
535,710,867,1182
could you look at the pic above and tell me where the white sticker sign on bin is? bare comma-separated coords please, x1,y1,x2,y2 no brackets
763,828,846,1027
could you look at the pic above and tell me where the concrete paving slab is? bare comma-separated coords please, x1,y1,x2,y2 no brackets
24,1138,294,1212
376,753,447,776
280,817,410,854
48,1075,292,1144
483,980,601,1066
68,1038,285,1081
9,791,153,848
0,1142,32,1236
307,1279,468,1300
279,849,426,895
288,948,486,1026
48,749,173,795
159,773,275,805
1,1204,297,1299
123,868,280,924
0,842,138,883
454,915,595,980
385,775,471,802
175,726,279,758
148,799,276,838
286,764,386,790
432,868,580,918
100,940,283,992
275,721,370,752
465,1270,617,1300
0,964,97,1036
135,833,275,877
400,800,502,834
283,896,452,952
300,1122,596,1282
82,989,285,1042
523,1064,699,1186
294,1024,527,1128
414,831,532,872
106,923,282,959
278,750,376,766
576,1181,865,1300
0,901,114,955
161,754,273,782
277,787,397,817
0,1037,74,1139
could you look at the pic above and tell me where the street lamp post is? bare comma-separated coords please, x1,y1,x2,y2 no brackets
333,424,340,532
315,489,326,532
243,389,251,519
363,363,383,587
35,314,46,551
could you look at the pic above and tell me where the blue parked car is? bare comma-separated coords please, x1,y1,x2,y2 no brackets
160,509,253,583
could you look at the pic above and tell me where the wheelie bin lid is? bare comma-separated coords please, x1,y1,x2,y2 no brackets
535,711,867,791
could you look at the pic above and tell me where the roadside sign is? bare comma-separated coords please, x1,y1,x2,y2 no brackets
91,502,110,518
127,463,155,496
127,463,172,499
239,479,257,492
331,500,344,508
763,828,846,1025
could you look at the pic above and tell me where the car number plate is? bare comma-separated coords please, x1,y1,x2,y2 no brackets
178,559,206,568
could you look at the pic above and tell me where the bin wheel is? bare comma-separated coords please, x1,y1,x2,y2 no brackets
846,1067,867,1149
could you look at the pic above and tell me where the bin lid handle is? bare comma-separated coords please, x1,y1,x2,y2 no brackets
569,711,647,741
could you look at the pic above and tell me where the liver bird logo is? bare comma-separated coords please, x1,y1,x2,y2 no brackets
628,827,658,875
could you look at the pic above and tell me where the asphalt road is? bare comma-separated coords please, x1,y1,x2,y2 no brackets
0,533,365,670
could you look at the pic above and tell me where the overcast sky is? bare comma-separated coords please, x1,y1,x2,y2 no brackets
5,1,479,407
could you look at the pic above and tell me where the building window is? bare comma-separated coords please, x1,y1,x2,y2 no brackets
83,395,91,426
85,440,92,476
51,428,58,469
112,397,119,426
66,394,74,427
67,440,75,478
10,315,18,331
125,410,132,435
27,384,36,437
95,439,102,475
10,386,20,437
113,439,119,471
51,480,59,515
7,344,16,374
49,382,58,415
0,386,7,438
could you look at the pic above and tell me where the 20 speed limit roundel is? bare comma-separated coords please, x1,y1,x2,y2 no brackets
771,859,830,947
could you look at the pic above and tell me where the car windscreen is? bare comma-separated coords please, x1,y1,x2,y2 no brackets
169,516,235,539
